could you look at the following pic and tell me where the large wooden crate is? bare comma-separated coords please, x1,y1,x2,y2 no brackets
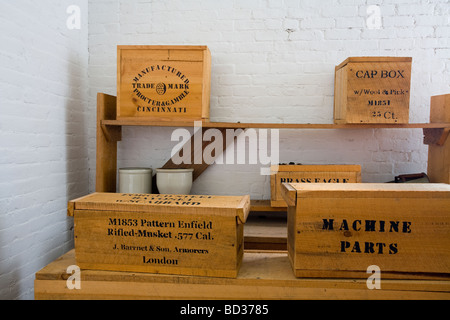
68,193,250,278
270,165,361,207
117,45,211,122
281,183,450,279
334,57,412,124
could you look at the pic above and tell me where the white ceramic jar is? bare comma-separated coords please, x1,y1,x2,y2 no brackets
118,167,152,193
156,168,194,194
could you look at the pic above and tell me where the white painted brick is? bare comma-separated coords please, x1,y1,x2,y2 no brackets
301,17,335,29
379,5,396,16
254,29,284,41
0,0,89,300
379,38,415,50
364,162,394,174
338,0,365,4
436,26,450,38
396,26,434,38
219,75,251,85
322,6,359,17
361,28,399,39
325,28,361,40
415,15,449,26
344,39,380,51
235,20,265,31
383,0,421,3
335,17,365,28
397,4,435,16
436,48,450,58
283,18,299,31
382,16,415,27
289,29,325,41
265,19,283,30
252,8,285,19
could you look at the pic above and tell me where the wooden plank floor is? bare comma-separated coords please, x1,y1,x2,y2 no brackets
35,249,450,300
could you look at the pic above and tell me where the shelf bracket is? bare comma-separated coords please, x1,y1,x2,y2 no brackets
423,127,450,146
101,123,122,143
153,127,231,192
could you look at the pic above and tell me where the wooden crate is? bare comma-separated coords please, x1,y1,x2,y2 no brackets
270,165,361,207
117,45,211,122
68,192,250,278
281,183,450,279
334,57,412,124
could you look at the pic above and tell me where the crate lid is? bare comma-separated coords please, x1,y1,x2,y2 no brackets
118,45,209,50
271,164,361,172
281,183,450,206
68,193,250,224
336,56,412,70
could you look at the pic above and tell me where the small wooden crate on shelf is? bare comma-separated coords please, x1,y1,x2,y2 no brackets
117,45,211,122
270,164,361,207
334,57,412,124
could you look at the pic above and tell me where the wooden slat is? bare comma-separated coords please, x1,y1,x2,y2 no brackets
335,56,412,70
427,94,450,183
96,93,121,192
250,200,286,212
152,127,231,192
70,192,250,216
102,119,450,129
159,127,228,182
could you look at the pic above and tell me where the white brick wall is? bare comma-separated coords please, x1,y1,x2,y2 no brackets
88,0,449,198
0,0,89,299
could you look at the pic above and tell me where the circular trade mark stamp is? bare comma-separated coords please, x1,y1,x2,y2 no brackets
131,64,190,110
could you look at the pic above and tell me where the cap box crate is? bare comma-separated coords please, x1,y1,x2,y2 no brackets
270,165,361,207
281,183,450,280
117,45,211,122
68,193,250,278
334,57,412,124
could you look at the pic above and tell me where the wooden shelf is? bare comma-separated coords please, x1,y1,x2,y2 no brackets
35,249,450,300
96,93,450,198
102,119,450,130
